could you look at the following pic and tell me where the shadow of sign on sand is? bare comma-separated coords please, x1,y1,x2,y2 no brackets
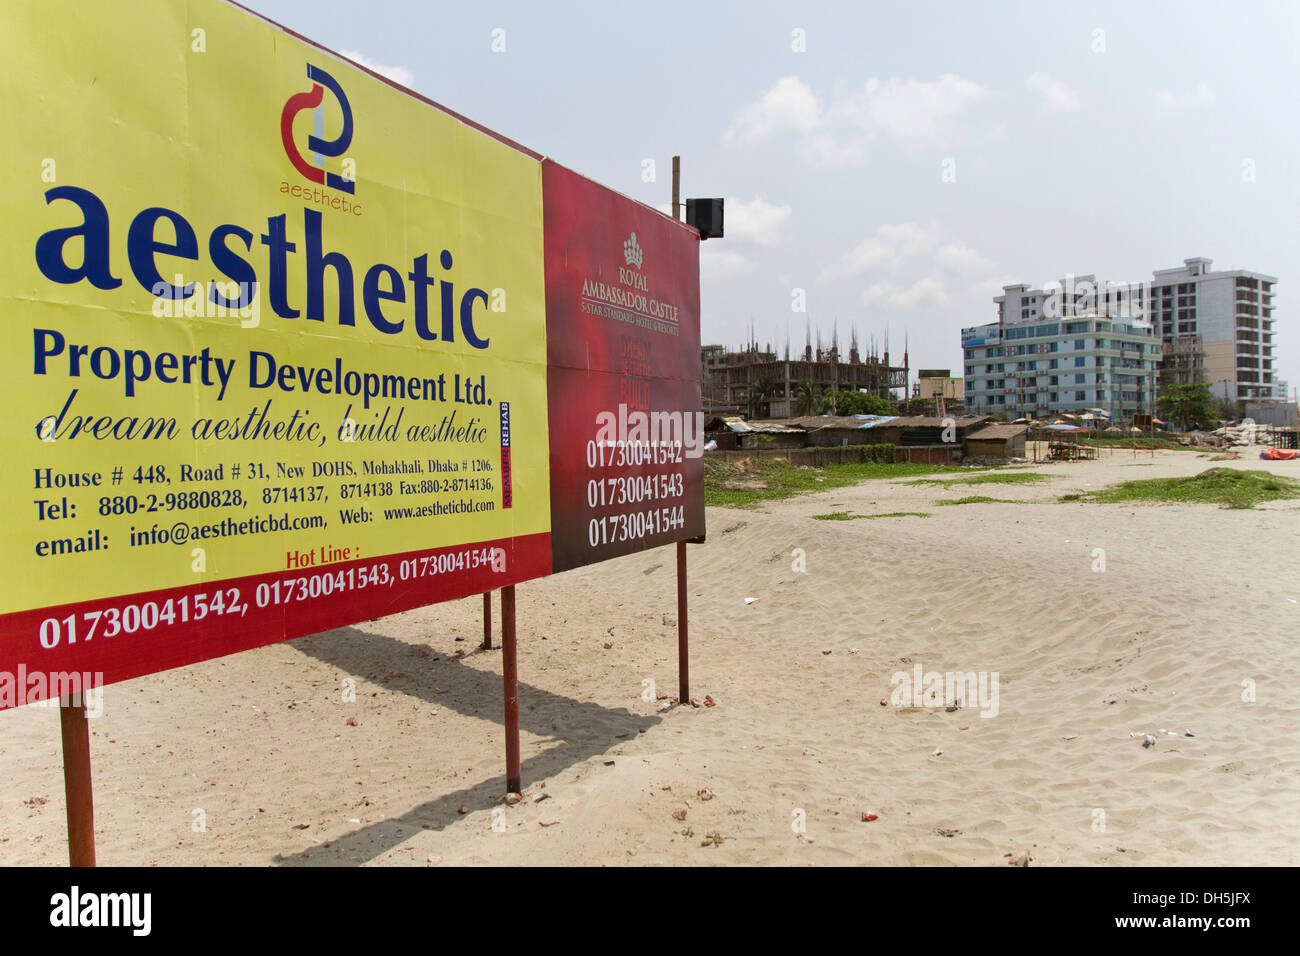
274,625,662,866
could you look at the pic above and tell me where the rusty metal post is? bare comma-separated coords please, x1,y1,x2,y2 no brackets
677,539,689,702
672,155,681,221
501,585,520,794
59,700,95,867
481,591,492,649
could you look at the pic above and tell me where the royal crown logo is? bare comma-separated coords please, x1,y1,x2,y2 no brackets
623,232,644,269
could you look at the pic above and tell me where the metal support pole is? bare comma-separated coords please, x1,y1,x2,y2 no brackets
59,700,95,867
501,585,520,794
677,540,689,702
672,155,680,221
481,591,492,650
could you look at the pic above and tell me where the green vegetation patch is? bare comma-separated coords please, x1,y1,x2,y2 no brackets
905,471,1051,490
811,511,931,521
1065,468,1300,510
932,495,1022,506
704,457,953,509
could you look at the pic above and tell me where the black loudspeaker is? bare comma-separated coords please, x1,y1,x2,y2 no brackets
686,198,724,239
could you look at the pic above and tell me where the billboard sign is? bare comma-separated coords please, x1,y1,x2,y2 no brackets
962,326,1001,348
0,0,702,706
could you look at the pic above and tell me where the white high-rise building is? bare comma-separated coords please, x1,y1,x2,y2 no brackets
1147,258,1278,402
962,259,1280,419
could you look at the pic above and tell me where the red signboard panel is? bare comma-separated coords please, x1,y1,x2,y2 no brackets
542,161,705,573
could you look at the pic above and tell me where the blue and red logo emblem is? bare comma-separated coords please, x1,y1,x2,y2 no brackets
280,64,355,194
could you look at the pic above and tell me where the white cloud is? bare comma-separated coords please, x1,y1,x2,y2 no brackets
800,132,866,166
1026,73,1080,112
1153,83,1215,111
819,222,940,281
340,50,416,89
861,277,949,309
837,74,988,147
700,246,754,280
935,241,996,274
725,197,792,245
820,226,997,315
724,75,822,144
823,224,998,286
725,72,986,156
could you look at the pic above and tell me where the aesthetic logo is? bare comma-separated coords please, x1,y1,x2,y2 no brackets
281,64,355,194
623,232,644,269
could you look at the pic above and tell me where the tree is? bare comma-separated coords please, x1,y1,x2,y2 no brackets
794,380,824,416
821,389,893,416
902,397,933,416
747,373,775,419
1211,396,1242,423
1157,383,1214,430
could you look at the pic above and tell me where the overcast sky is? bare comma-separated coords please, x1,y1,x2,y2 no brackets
249,0,1299,393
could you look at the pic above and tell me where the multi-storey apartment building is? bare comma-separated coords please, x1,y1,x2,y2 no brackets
963,259,1280,418
962,280,1161,419
1146,258,1278,402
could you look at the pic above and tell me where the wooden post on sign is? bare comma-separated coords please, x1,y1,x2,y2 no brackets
672,155,681,221
481,591,493,650
677,540,689,703
672,160,687,702
501,585,521,794
59,700,96,867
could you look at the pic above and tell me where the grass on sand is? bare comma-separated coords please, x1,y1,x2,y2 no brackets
1061,467,1300,510
811,511,932,521
704,457,953,508
932,495,1023,507
903,471,1051,490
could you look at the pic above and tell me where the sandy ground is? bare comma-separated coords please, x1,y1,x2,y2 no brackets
3,447,1299,866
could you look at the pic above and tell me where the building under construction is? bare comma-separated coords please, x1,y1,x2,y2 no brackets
702,330,908,418
1159,335,1206,390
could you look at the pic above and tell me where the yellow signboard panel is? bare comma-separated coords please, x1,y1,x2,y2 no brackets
1,0,551,690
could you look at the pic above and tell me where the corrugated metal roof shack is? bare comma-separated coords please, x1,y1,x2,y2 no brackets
867,415,989,465
724,419,807,449
703,417,739,449
864,415,990,446
785,415,897,447
963,423,1029,459
706,414,1030,466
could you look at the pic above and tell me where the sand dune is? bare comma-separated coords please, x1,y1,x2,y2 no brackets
3,449,1298,865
